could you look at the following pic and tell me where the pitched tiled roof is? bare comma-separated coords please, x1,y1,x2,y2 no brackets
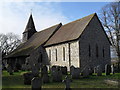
44,13,95,46
5,23,62,58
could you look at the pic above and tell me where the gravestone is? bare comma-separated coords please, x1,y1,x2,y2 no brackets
81,67,89,78
97,65,102,76
7,65,13,75
26,64,31,71
61,66,67,75
31,77,42,90
88,67,93,75
94,67,97,73
70,66,75,75
51,66,57,74
32,64,39,77
21,64,26,71
52,67,62,82
63,76,72,90
23,72,34,85
71,68,80,79
41,65,49,83
14,66,19,72
111,64,115,74
105,64,111,75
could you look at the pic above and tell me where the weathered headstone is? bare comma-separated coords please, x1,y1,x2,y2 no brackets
23,72,34,85
96,65,102,76
71,68,80,79
61,66,67,75
26,64,31,71
52,67,62,82
94,67,97,74
31,77,42,90
111,64,115,74
88,67,93,75
14,66,19,72
63,76,72,90
32,64,39,77
7,65,13,75
21,64,26,71
81,67,89,78
105,64,111,75
51,66,57,74
41,65,49,83
41,65,48,74
70,66,75,75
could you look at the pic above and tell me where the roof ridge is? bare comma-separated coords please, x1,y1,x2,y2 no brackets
63,13,96,26
37,23,62,33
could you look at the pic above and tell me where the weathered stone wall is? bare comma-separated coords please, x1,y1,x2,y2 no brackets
45,41,80,70
29,46,49,66
79,15,111,71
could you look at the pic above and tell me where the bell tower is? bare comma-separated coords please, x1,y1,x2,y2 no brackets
22,14,37,42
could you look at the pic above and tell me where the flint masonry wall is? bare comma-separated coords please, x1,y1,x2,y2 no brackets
79,15,111,71
45,41,80,70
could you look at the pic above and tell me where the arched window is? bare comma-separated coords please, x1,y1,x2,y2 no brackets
49,49,51,61
55,49,57,61
96,44,98,57
38,53,42,63
103,47,105,57
89,44,91,57
63,47,65,61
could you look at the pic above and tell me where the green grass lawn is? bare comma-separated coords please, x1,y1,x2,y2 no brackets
2,70,120,89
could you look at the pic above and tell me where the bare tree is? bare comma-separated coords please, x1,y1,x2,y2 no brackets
0,33,21,58
99,2,120,66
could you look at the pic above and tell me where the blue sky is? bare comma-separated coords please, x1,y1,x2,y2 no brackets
0,2,109,37
60,2,109,20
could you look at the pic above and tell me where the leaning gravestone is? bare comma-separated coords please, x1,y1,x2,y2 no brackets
96,65,102,76
31,77,42,90
111,64,115,74
71,68,80,79
61,66,67,75
105,64,111,75
23,72,34,85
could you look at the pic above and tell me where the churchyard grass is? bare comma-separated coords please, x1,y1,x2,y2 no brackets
2,70,119,88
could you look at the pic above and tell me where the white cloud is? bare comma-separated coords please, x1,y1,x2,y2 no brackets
0,2,70,38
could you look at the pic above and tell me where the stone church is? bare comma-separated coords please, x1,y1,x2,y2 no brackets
5,13,111,71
